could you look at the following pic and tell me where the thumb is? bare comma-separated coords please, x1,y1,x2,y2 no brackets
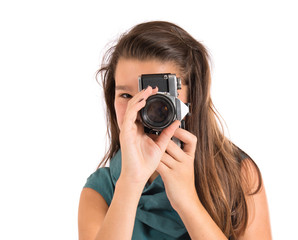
155,120,180,153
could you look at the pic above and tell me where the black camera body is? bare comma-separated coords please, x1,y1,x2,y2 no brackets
138,73,190,146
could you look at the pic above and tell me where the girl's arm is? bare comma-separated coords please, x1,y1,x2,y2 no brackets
156,129,228,239
157,128,272,239
78,86,180,240
93,179,144,240
175,195,228,239
78,178,144,240
78,188,108,240
238,159,272,239
175,179,271,240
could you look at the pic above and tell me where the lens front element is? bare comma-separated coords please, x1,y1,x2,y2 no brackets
141,94,175,130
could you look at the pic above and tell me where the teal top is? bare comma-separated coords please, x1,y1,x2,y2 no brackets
84,150,190,239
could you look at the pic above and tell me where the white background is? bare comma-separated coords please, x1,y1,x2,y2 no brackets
0,0,297,239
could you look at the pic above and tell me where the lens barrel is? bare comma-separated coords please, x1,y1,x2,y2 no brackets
140,94,175,131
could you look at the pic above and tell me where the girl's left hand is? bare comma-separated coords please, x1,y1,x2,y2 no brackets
156,127,198,212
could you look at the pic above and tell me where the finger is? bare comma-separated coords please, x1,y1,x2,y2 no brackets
155,120,180,153
172,128,197,157
129,86,158,106
165,140,186,163
160,152,176,169
156,161,170,176
123,86,158,127
122,99,146,129
125,86,156,117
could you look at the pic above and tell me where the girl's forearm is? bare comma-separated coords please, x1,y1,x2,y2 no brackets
95,177,144,240
176,196,228,240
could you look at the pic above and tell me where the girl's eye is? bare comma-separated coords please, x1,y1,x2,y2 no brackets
120,93,132,99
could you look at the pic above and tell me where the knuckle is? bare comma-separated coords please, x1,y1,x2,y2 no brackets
191,134,197,143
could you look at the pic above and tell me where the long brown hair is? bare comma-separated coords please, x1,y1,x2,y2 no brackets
96,21,262,239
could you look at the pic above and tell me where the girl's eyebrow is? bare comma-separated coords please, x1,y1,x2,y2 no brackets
115,85,134,91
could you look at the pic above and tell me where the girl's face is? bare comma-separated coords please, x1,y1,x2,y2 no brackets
114,58,188,131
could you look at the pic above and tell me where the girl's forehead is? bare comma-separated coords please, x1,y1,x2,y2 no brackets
115,58,181,81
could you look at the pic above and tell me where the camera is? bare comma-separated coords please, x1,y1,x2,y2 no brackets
138,73,190,145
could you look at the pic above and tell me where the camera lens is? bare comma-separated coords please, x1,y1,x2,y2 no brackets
147,100,168,123
141,94,175,130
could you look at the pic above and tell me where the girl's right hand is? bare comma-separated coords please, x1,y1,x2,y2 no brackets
119,86,180,186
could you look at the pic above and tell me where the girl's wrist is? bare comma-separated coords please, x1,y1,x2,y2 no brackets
117,174,146,195
175,195,204,222
172,189,202,213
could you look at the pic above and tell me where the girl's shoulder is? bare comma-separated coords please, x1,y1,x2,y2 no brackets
84,166,114,206
83,149,122,206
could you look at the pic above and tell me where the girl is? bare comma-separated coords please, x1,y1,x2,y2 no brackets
78,21,271,240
